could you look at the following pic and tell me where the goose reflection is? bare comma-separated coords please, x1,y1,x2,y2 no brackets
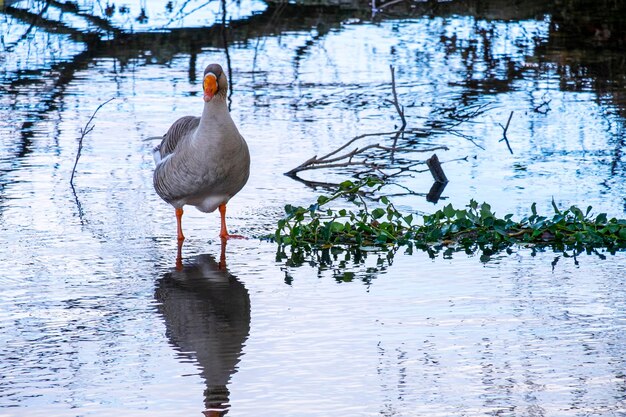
155,243,250,416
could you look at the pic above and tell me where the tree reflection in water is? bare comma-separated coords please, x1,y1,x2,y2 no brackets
2,0,625,199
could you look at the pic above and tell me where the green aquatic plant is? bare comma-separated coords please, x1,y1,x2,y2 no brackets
274,177,626,258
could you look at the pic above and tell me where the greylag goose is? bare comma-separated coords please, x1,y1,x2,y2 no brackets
153,63,250,241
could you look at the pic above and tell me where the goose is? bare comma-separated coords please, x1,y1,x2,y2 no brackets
152,63,250,241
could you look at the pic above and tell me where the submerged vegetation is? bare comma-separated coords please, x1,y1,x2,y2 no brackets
273,178,626,262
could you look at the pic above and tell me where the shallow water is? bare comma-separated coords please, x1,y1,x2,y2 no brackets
1,1,626,416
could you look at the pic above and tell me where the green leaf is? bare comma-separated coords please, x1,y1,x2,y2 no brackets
366,177,382,187
443,204,455,219
330,221,344,233
339,180,354,190
493,224,507,236
480,203,493,220
372,208,386,219
551,214,564,224
595,213,608,225
571,206,584,221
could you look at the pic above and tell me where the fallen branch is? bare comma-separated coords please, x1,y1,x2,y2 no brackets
285,130,401,176
286,66,417,180
285,66,487,201
70,98,114,187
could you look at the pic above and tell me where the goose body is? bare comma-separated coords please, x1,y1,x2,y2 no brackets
153,64,250,240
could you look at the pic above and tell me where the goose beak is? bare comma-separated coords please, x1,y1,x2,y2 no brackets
203,73,218,102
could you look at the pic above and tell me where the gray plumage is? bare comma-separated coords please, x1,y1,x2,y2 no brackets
153,64,250,216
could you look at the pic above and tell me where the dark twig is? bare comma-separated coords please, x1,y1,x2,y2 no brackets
318,130,401,161
70,98,114,187
390,130,402,162
389,65,407,131
498,110,514,154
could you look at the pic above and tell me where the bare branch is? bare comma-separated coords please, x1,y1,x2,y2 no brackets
284,65,489,202
389,65,407,130
287,161,376,173
70,98,114,187
318,130,402,161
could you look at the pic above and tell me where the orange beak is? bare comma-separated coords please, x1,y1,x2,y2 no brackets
203,73,218,102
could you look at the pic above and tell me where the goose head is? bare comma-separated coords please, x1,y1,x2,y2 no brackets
203,64,228,102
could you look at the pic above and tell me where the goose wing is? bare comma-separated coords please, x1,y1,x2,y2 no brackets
153,115,200,164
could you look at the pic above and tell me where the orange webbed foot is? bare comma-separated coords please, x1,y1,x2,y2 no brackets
219,233,247,240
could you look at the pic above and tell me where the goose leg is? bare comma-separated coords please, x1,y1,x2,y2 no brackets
176,207,185,242
218,203,245,239
218,204,229,238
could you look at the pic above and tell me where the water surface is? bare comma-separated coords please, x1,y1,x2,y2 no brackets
1,1,626,416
